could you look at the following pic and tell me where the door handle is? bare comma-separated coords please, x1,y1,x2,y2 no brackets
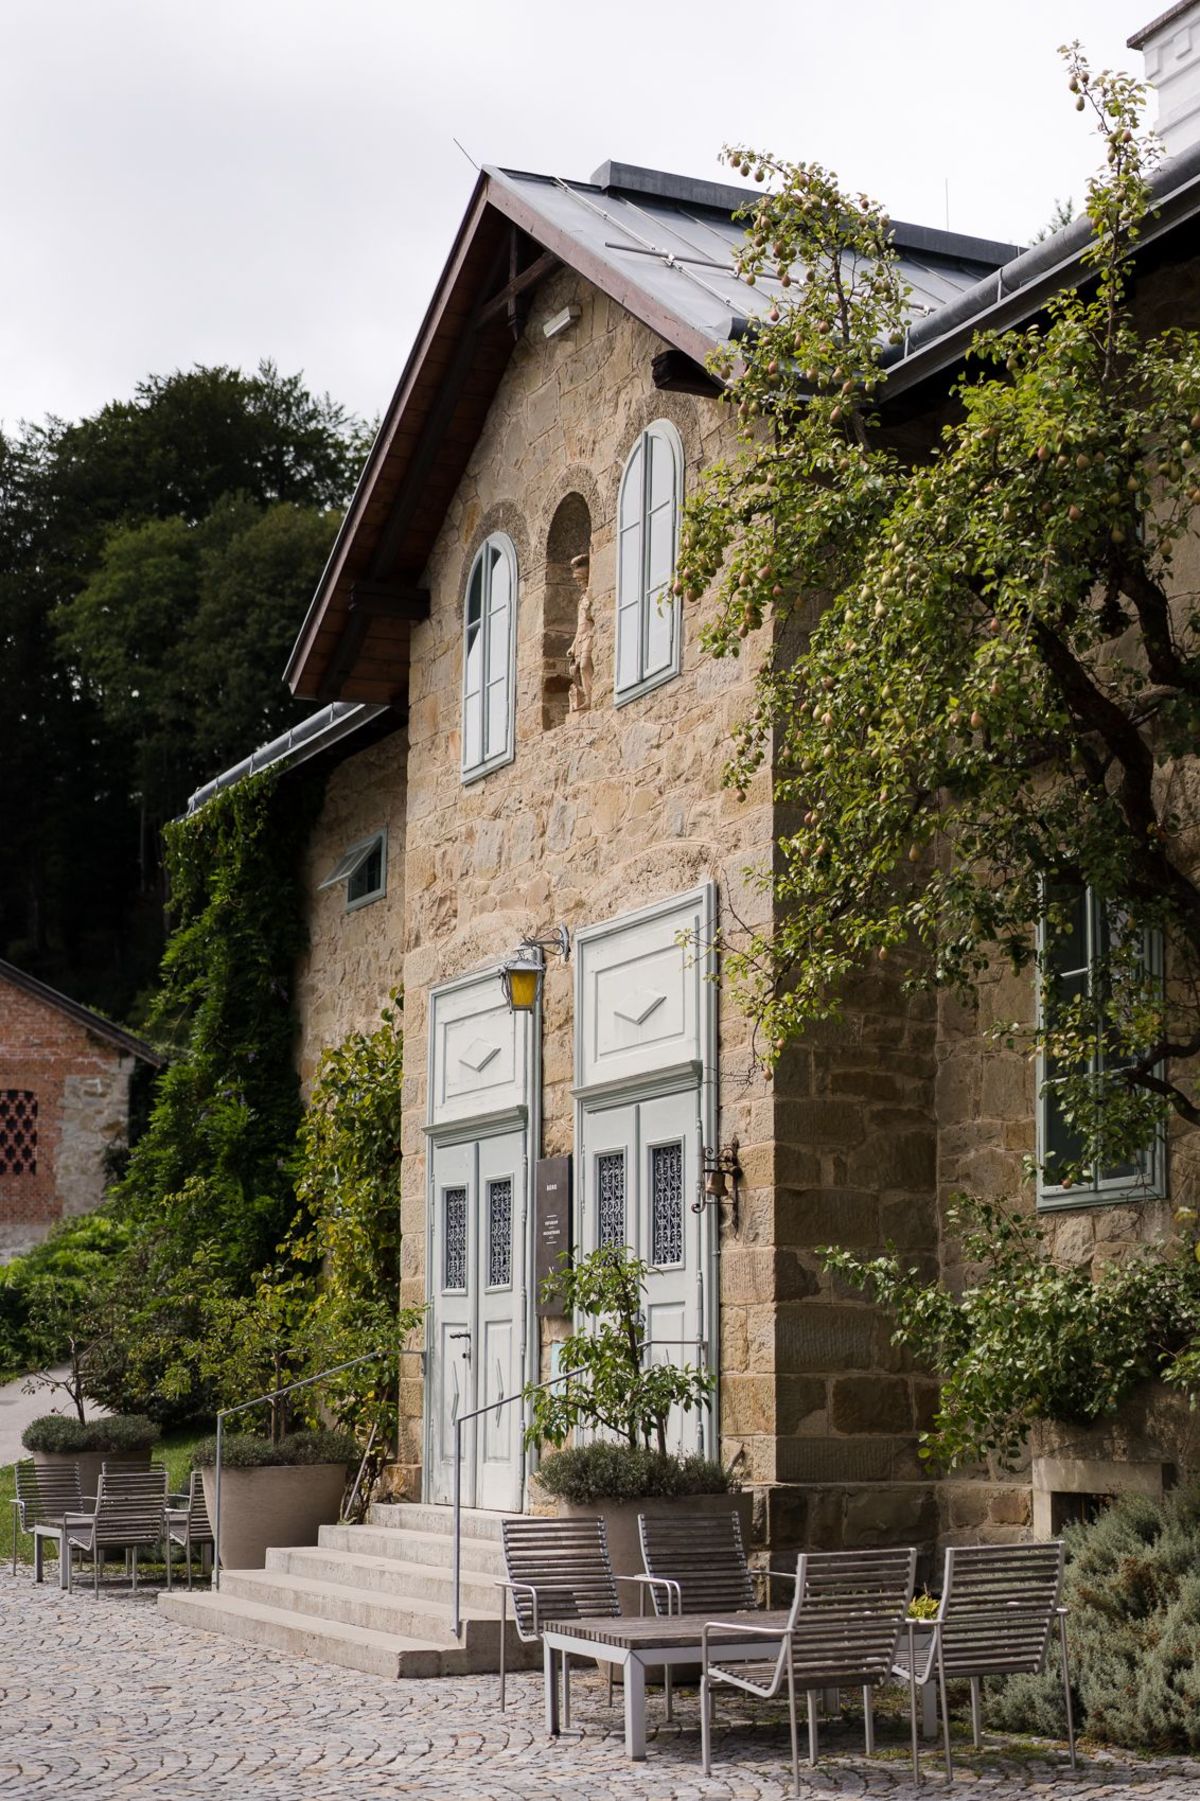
449,1331,471,1339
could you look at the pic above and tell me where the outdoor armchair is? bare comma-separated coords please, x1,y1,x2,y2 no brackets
496,1515,622,1716
893,1539,1075,1779
63,1464,170,1595
699,1546,918,1793
13,1459,89,1584
164,1470,214,1589
637,1509,756,1617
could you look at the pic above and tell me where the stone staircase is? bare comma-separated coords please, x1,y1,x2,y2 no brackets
157,1501,540,1678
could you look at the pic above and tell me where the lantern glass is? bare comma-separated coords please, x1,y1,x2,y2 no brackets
505,964,541,1012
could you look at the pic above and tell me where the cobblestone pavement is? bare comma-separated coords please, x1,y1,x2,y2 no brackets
0,1573,1196,1801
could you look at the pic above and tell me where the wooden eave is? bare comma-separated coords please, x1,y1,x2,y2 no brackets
285,173,723,704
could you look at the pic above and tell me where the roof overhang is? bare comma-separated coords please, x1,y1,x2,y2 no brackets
0,960,164,1067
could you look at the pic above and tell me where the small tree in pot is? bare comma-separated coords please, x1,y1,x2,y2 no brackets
525,1249,737,1599
525,1247,714,1456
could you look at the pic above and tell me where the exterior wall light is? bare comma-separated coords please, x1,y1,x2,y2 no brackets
498,925,570,1012
693,1139,741,1230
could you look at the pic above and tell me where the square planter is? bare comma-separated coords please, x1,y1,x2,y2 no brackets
200,1462,349,1570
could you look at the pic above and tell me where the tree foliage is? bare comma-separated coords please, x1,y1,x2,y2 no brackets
526,1248,713,1455
822,1196,1200,1468
681,50,1200,1179
0,362,365,1017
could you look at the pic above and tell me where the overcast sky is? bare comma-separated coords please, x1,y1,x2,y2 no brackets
0,0,1158,435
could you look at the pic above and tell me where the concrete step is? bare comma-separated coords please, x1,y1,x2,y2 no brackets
157,1589,469,1678
220,1566,533,1662
157,1500,532,1679
317,1522,504,1573
365,1501,513,1541
269,1545,502,1614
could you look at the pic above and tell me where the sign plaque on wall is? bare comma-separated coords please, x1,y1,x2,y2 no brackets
535,1154,573,1318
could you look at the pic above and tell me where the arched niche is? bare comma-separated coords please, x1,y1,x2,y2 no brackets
542,491,592,730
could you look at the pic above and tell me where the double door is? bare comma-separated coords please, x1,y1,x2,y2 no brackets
580,1087,707,1453
428,1128,525,1510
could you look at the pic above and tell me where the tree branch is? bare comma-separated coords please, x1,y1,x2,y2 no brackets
1117,559,1200,694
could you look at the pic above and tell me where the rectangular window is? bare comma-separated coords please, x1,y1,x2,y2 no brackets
1038,884,1165,1208
318,830,387,911
0,1091,38,1176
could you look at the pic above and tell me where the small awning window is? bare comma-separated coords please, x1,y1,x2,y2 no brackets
318,831,387,908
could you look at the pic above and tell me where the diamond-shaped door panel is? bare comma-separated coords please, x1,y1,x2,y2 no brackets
577,887,713,1092
431,970,529,1125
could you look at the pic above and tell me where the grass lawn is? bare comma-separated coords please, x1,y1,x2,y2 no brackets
2,1424,211,1568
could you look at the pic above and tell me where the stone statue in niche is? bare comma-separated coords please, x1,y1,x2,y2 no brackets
567,551,595,712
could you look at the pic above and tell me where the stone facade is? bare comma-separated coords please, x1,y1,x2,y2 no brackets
0,968,150,1258
284,251,1200,1554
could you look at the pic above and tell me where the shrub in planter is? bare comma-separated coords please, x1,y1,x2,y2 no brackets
190,1428,357,1468
192,1429,358,1570
21,1412,160,1456
534,1443,734,1505
988,1486,1200,1753
22,1411,161,1497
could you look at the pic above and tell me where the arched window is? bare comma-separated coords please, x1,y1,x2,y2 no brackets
615,420,683,703
462,533,517,780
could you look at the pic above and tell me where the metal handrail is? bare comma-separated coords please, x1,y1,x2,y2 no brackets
451,1337,708,1636
211,1346,424,1590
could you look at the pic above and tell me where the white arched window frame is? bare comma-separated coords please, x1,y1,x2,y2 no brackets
461,533,518,782
615,420,684,704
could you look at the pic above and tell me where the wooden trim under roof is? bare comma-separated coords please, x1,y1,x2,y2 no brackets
284,170,737,704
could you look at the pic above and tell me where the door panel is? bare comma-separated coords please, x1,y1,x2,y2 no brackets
429,1140,475,1505
428,1130,525,1510
477,1132,524,1510
581,1088,705,1454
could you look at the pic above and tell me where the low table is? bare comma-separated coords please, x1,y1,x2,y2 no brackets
541,1609,794,1760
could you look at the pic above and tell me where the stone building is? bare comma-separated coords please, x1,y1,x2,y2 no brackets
0,959,161,1259
183,11,1200,1567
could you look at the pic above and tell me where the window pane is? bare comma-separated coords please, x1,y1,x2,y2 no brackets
464,612,483,699
1046,883,1088,976
647,498,675,593
597,1151,626,1247
650,1141,684,1266
488,1178,513,1288
1043,1065,1089,1182
644,586,674,677
444,1187,467,1291
649,429,676,509
617,599,641,693
488,544,511,616
347,841,383,905
463,688,482,770
620,440,644,534
486,675,508,758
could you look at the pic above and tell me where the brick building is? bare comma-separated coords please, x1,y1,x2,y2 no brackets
0,960,161,1259
181,11,1200,1567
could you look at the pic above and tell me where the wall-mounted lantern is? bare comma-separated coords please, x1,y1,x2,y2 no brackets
498,925,570,1013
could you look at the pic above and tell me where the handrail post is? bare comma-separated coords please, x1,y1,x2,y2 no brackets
452,1411,463,1638
213,1410,223,1591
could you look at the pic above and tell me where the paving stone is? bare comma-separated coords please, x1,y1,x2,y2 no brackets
0,1571,1191,1799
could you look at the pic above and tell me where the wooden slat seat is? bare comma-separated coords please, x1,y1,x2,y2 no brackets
12,1460,88,1584
63,1465,170,1595
164,1470,214,1589
898,1540,1076,1778
497,1516,621,1716
700,1546,919,1794
638,1510,755,1616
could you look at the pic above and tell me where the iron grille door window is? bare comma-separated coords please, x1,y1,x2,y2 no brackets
0,1091,37,1175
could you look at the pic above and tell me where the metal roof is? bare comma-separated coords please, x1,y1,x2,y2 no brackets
486,161,1019,361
